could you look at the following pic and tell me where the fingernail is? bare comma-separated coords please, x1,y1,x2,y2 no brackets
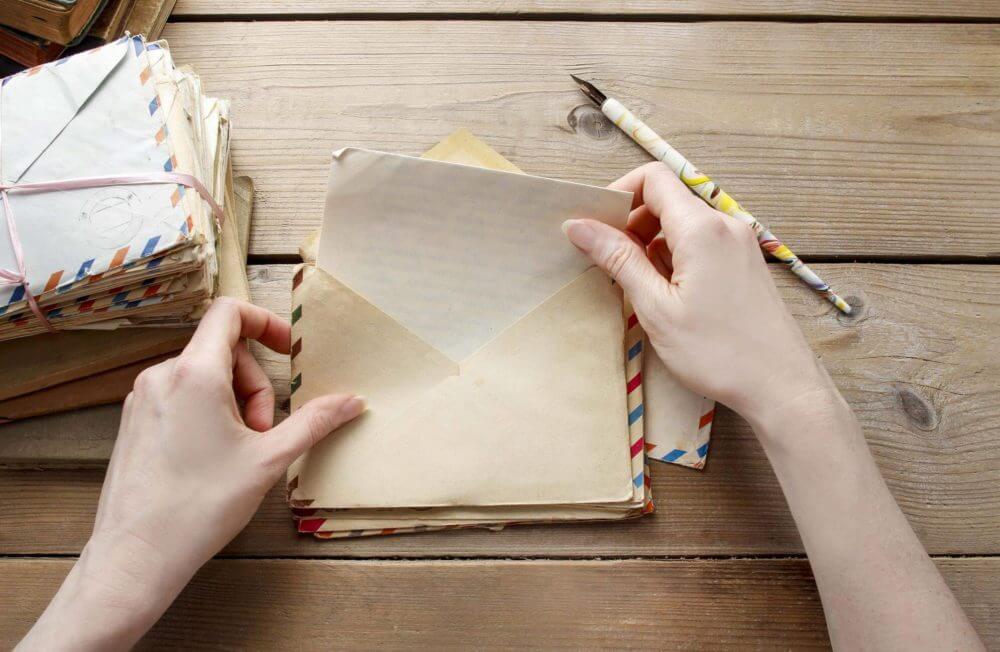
562,219,596,250
342,395,367,419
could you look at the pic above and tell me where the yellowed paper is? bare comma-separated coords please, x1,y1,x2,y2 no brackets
299,129,523,265
292,266,632,509
318,148,631,360
293,149,637,510
421,127,524,173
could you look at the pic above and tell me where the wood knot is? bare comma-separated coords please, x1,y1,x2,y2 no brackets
247,266,270,285
896,386,939,431
836,293,868,326
568,105,616,141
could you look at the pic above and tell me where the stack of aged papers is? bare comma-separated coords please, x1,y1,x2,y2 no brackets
288,147,652,538
0,35,243,342
294,130,717,480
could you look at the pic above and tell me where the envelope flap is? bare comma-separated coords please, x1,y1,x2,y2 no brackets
317,148,632,362
292,267,634,509
290,264,459,420
1,38,131,184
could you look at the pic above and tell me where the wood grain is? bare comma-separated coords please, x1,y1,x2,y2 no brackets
1,262,996,556
2,558,997,649
0,405,120,469
159,21,1000,258
172,0,1000,18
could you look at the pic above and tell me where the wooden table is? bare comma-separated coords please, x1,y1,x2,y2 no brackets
3,2,1000,648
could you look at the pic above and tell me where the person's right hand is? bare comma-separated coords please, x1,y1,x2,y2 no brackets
563,162,833,424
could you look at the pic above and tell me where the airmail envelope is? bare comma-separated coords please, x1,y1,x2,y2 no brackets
288,148,637,510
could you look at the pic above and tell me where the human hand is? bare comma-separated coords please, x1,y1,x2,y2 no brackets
94,297,363,583
563,162,832,424
19,298,363,651
566,165,985,652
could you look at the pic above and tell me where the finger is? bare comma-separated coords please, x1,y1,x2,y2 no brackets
610,161,713,252
647,235,673,280
610,165,652,211
610,161,703,216
563,218,676,316
233,342,276,432
263,394,366,470
626,204,661,245
182,298,291,368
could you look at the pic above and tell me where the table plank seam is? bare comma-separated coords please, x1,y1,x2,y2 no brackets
168,14,1000,24
245,255,1000,266
4,553,999,561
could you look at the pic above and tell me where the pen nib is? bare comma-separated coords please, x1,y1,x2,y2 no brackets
570,74,607,107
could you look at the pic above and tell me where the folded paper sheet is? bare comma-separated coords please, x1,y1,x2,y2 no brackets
317,148,634,362
289,147,652,536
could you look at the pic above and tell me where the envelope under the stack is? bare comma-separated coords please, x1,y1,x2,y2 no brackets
0,36,236,340
288,148,652,538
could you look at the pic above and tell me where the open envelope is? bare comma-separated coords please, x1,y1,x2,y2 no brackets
288,148,640,511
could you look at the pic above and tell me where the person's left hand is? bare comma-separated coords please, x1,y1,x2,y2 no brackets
95,297,363,581
19,299,364,651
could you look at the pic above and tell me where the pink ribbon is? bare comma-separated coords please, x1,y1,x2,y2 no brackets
0,172,225,331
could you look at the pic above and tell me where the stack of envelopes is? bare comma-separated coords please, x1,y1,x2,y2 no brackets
288,148,652,538
294,129,719,477
0,35,238,341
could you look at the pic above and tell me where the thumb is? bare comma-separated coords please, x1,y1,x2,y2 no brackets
562,218,675,316
263,393,366,469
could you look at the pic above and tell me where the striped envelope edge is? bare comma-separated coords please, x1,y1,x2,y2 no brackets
287,263,651,539
293,129,711,473
642,347,716,470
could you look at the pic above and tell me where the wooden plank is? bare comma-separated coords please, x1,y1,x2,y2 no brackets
0,406,120,469
173,0,1000,19
1,262,997,556
159,21,1000,258
2,558,998,649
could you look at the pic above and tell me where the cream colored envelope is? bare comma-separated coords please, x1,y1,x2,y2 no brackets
289,149,635,510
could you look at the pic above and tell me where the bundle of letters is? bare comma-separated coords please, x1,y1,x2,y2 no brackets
0,35,232,342
287,146,654,538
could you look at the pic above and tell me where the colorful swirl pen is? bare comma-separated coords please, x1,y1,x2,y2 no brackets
571,75,851,315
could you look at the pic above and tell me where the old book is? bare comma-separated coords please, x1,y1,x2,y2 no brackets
0,26,64,67
0,354,171,421
0,0,109,46
0,329,192,402
122,0,176,40
89,0,135,41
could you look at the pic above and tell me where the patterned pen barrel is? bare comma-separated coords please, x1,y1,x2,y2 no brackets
571,75,851,315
